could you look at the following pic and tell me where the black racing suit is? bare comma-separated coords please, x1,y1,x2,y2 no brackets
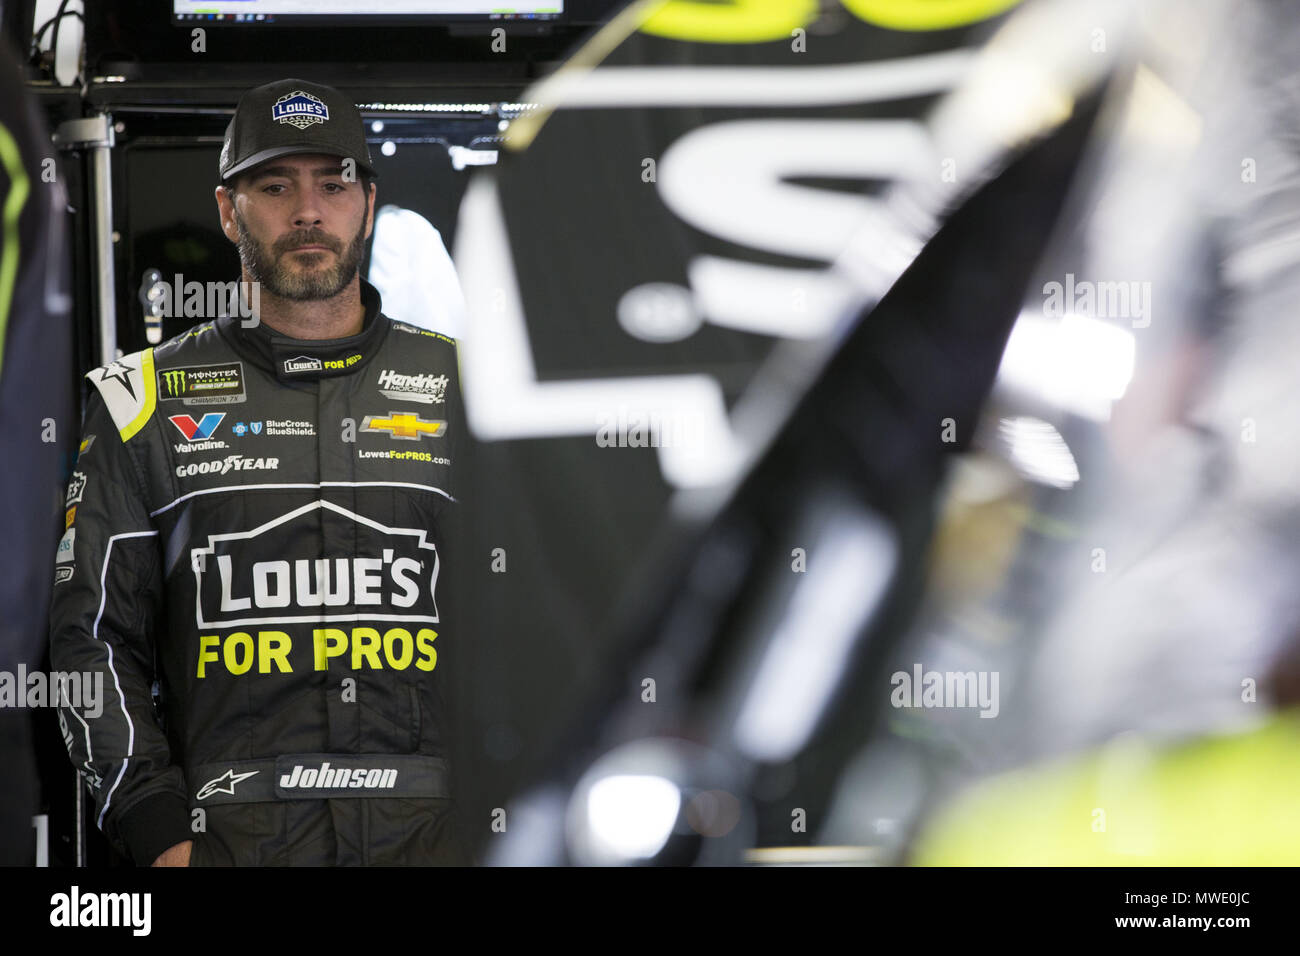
49,280,468,865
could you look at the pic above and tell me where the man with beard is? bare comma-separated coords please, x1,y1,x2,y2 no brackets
49,80,468,866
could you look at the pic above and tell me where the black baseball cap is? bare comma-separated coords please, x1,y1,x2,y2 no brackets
219,78,377,184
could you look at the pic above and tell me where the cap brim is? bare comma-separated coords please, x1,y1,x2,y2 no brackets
222,145,377,182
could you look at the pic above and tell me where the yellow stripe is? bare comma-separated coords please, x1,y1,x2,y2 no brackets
640,0,817,43
0,122,31,379
121,349,157,441
912,711,1300,865
639,0,1021,42
840,0,1025,32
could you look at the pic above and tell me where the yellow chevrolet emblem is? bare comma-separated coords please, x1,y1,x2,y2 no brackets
361,412,447,441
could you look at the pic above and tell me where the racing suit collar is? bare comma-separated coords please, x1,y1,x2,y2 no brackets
218,278,390,383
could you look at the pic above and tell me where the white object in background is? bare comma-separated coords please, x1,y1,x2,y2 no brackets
33,814,48,867
34,0,84,87
368,205,468,340
448,146,499,171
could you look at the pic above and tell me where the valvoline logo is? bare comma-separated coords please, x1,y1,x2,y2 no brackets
169,413,226,441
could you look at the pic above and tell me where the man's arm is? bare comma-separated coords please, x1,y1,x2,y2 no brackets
151,841,192,867
48,382,192,865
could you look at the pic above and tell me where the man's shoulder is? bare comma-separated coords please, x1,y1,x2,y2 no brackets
387,318,457,351
84,347,158,444
85,321,235,443
152,318,231,367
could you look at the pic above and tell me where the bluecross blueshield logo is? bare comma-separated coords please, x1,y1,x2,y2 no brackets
250,421,263,435
232,422,247,437
168,413,226,441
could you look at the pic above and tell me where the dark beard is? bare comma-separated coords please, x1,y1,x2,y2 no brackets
234,210,367,302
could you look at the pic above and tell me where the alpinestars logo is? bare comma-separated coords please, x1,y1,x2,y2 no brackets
196,768,259,800
377,369,449,404
272,91,329,129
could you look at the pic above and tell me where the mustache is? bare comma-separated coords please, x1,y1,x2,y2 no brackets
277,232,340,254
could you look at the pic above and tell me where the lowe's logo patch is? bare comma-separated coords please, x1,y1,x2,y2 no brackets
190,500,440,630
284,355,323,374
272,91,329,129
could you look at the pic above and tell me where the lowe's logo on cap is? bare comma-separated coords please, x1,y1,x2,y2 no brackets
272,91,329,130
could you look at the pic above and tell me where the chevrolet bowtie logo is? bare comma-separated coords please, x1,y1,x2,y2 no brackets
360,412,447,441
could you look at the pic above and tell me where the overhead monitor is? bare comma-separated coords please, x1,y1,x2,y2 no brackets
172,0,564,26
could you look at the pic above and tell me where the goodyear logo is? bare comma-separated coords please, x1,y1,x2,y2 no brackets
361,412,447,441
272,91,329,129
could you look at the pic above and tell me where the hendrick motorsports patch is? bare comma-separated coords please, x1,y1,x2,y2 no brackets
158,362,246,405
377,369,449,404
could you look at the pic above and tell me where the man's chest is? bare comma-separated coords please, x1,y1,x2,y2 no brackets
143,362,456,685
149,361,455,495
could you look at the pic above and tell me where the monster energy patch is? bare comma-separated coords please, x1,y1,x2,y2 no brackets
158,362,246,405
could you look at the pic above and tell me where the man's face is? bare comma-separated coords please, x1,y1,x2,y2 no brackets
216,153,374,301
